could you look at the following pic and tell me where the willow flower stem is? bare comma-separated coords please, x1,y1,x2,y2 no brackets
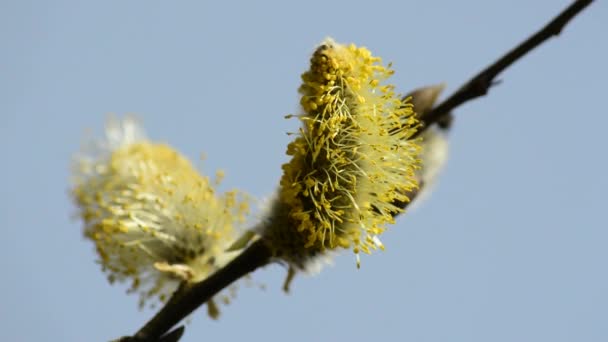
416,0,594,138
125,240,272,342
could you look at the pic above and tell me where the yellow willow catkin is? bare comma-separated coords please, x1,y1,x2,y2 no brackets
71,117,249,315
261,38,421,268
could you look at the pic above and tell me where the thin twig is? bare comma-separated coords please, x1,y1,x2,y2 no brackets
119,240,272,342
114,1,593,340
416,0,594,138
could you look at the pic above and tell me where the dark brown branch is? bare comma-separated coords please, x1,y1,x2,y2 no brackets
118,240,272,342
416,0,594,137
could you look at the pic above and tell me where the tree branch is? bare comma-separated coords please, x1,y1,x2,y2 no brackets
113,1,594,340
416,0,594,138
117,240,272,342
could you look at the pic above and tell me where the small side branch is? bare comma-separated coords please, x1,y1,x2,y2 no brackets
417,0,594,137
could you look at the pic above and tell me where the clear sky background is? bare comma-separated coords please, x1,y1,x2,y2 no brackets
1,1,607,341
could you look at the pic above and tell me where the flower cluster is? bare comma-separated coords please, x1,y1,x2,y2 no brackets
71,117,249,315
258,38,421,269
72,38,430,309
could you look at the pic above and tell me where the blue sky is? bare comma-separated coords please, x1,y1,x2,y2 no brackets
1,1,607,341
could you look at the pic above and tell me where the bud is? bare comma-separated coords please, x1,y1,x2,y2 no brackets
404,84,450,208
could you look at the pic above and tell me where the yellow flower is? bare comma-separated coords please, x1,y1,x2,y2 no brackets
71,117,249,315
259,38,421,269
